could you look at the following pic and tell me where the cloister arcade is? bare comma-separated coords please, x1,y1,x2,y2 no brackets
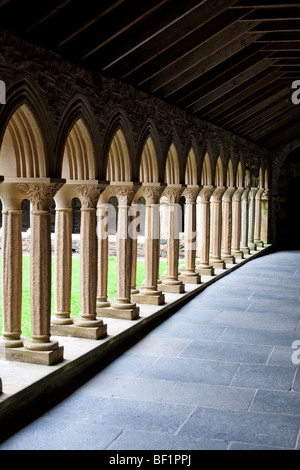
0,81,269,374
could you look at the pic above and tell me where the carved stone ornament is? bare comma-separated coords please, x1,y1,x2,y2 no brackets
17,182,64,210
113,185,137,206
255,188,265,200
199,185,214,203
76,185,101,208
141,186,165,204
222,187,236,202
163,186,184,203
211,186,226,203
232,187,245,202
262,188,270,200
182,186,200,203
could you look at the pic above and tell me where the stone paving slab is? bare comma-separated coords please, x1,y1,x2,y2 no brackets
1,247,300,450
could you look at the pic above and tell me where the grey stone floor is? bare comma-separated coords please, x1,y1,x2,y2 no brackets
1,250,300,450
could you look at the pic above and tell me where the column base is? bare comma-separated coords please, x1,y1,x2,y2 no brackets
248,242,257,251
241,246,250,255
0,336,24,348
178,272,201,284
232,250,244,260
0,345,64,366
161,280,185,293
210,258,226,269
254,239,264,247
97,304,140,320
96,300,111,312
51,319,107,340
222,254,236,264
130,288,139,295
51,314,74,326
196,264,215,276
132,290,165,305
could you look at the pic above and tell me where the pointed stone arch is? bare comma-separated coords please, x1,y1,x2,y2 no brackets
226,159,234,188
214,156,224,187
236,161,244,187
200,140,213,186
163,129,182,185
185,146,198,186
62,118,96,180
139,136,159,183
0,104,46,178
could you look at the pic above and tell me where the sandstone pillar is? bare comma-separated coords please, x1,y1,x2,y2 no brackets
17,180,64,364
221,187,236,265
196,186,214,276
74,184,107,336
132,184,165,305
0,182,23,348
210,186,226,269
248,187,258,251
98,183,140,319
52,184,73,326
240,187,250,254
161,185,185,294
231,187,244,259
179,186,201,284
261,188,269,245
130,203,139,295
254,188,265,247
96,201,110,310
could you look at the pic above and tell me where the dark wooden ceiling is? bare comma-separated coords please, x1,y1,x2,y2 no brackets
1,0,300,150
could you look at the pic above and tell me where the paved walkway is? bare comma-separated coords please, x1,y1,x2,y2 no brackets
1,250,300,450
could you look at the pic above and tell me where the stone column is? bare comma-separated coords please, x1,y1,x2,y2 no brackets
231,187,244,259
254,188,265,247
52,184,73,326
248,187,258,251
96,200,110,310
221,187,236,265
132,184,165,305
261,188,269,245
17,180,64,365
196,185,214,276
210,186,226,269
240,187,250,254
0,182,23,349
161,185,185,294
74,184,108,337
179,185,201,284
98,182,140,319
130,202,139,295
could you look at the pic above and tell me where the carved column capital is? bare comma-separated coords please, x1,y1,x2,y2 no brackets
76,184,102,209
232,187,245,202
182,185,200,203
222,187,236,202
211,186,226,203
249,187,259,200
241,187,250,200
199,185,214,203
17,181,64,210
262,188,270,200
139,183,166,204
255,188,265,200
162,184,186,203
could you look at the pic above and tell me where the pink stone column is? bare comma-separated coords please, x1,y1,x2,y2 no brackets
241,187,250,254
231,187,244,259
132,184,165,305
179,186,201,284
254,188,265,247
17,181,64,357
196,185,214,276
130,202,139,295
221,187,236,265
161,185,185,294
75,184,107,333
96,201,110,310
210,186,226,269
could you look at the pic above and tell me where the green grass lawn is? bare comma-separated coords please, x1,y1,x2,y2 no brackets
0,256,170,339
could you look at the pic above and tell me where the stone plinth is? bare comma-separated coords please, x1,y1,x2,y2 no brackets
51,321,107,340
0,345,64,366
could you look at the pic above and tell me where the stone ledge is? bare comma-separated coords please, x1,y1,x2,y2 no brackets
0,245,272,441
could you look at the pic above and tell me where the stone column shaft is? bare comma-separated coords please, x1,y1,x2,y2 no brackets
1,208,23,347
241,187,250,254
221,187,236,264
96,203,110,309
248,187,258,251
254,188,264,247
231,188,244,259
130,203,139,294
132,184,165,305
196,186,214,276
161,185,185,294
210,186,226,269
179,186,200,284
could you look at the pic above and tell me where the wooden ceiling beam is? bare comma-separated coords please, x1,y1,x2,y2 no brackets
202,71,286,120
128,8,253,88
245,105,300,142
241,7,300,20
104,0,241,79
